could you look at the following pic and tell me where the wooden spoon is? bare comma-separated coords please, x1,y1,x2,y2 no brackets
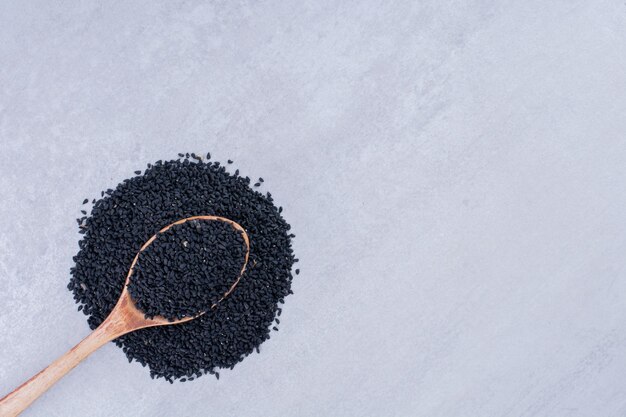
0,215,250,416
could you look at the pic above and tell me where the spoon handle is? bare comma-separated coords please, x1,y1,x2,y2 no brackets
0,320,118,416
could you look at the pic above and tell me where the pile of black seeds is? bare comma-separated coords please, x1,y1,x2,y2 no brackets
68,153,297,382
127,219,247,321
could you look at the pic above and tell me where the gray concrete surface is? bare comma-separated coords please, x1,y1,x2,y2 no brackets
1,1,626,416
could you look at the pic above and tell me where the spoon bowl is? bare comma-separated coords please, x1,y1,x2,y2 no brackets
106,215,250,330
0,215,250,416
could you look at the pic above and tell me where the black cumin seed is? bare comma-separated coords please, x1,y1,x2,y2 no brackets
68,153,297,383
82,199,88,204
228,160,233,164
254,183,261,187
295,269,300,275
135,170,141,175
127,220,246,321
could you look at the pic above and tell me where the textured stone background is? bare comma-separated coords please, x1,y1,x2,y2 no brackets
1,1,626,416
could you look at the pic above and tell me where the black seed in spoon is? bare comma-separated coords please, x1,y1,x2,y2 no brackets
127,220,247,321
